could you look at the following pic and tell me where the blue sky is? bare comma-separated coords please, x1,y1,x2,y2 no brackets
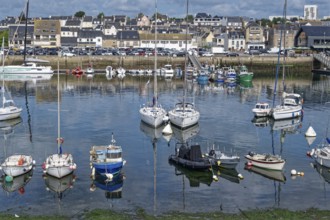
1,0,329,20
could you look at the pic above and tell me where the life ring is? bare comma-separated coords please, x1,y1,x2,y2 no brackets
57,137,64,144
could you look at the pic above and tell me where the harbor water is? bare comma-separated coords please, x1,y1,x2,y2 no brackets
0,73,329,217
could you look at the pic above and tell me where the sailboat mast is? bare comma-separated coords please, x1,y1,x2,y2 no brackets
153,0,158,107
1,37,5,108
272,0,286,107
57,60,61,154
183,0,189,107
23,0,29,65
282,0,287,91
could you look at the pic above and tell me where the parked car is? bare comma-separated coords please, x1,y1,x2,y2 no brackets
249,50,261,55
226,52,239,57
62,51,76,57
201,51,214,57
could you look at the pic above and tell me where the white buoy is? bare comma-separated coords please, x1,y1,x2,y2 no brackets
305,126,316,137
305,136,316,147
291,169,297,175
162,123,173,135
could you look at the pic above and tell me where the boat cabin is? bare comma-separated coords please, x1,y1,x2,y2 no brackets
254,102,270,110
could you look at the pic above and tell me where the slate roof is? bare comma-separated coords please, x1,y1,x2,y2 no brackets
65,20,81,26
78,30,103,38
195,13,211,18
298,26,330,36
60,37,77,46
83,16,93,22
116,31,139,40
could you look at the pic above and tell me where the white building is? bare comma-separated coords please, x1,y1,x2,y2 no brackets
304,5,318,20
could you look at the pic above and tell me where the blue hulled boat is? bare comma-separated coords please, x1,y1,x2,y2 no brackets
90,133,125,177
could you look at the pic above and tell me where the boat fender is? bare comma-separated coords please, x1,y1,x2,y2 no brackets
5,175,13,182
216,160,221,166
238,173,244,179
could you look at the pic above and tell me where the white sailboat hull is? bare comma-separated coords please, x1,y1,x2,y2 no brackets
44,154,76,178
314,147,330,168
140,106,167,128
272,105,302,120
168,106,200,129
1,155,34,177
0,106,22,121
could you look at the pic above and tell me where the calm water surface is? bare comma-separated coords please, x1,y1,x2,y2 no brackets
0,73,330,217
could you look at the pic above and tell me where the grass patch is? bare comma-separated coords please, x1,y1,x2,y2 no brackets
1,208,330,219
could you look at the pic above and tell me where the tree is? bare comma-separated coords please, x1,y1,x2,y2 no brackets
0,31,9,47
185,14,194,23
74,11,85,18
97,12,104,19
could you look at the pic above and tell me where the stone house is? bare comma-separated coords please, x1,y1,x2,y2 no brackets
33,19,61,47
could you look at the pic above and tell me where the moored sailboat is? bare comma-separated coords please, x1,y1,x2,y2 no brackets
43,61,77,178
139,0,167,128
168,0,199,129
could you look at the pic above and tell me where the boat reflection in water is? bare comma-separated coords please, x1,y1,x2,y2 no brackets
270,117,302,133
313,163,330,184
90,171,124,199
214,167,241,184
172,123,200,143
43,172,76,200
169,159,214,187
251,117,270,128
0,169,33,194
245,165,286,182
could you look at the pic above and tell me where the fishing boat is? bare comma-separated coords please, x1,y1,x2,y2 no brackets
169,142,218,170
245,151,285,171
196,71,209,85
237,65,254,82
0,169,33,193
0,1,53,80
0,155,35,178
252,102,271,117
90,133,126,179
204,146,240,169
43,61,77,178
139,9,167,128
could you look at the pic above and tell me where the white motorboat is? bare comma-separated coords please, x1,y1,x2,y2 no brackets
106,66,116,80
271,93,303,120
252,102,271,117
43,61,77,178
0,155,35,177
139,8,167,128
116,67,126,80
0,1,53,80
205,147,240,169
245,151,285,171
86,63,95,78
161,64,174,79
